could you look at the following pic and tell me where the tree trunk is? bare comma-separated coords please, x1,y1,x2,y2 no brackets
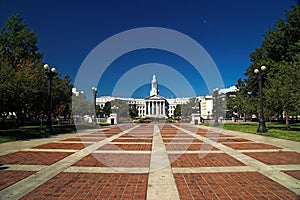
284,110,290,129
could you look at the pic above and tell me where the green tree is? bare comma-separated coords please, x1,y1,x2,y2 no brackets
0,14,73,126
72,93,93,123
174,105,182,118
102,102,112,117
240,5,300,128
52,74,73,120
265,61,300,128
95,104,101,118
0,14,43,69
0,14,44,125
226,79,256,121
129,103,138,118
0,59,14,121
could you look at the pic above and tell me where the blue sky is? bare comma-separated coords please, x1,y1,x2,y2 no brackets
0,0,297,98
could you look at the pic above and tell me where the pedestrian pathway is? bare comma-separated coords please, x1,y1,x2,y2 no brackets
0,123,299,199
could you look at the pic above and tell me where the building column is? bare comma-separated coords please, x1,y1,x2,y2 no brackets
158,101,160,115
147,102,149,115
157,101,161,115
138,106,141,116
158,101,161,115
152,101,154,115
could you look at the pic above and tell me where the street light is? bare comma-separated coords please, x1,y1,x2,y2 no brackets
254,65,267,133
44,64,56,134
92,87,98,124
213,88,219,126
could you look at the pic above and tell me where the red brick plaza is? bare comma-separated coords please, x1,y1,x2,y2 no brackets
0,123,299,199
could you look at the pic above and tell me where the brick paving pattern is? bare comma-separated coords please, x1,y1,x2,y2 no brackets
80,134,110,138
33,142,92,150
0,170,36,190
0,151,72,165
223,142,281,150
244,151,300,165
21,173,148,200
163,138,203,143
0,123,299,199
166,143,218,151
197,132,229,138
283,170,300,181
63,137,104,142
98,143,152,151
216,137,252,142
112,138,152,142
73,153,151,167
169,153,245,167
174,172,299,200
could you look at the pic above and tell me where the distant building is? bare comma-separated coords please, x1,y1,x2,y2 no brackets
76,74,237,119
95,74,206,118
199,95,213,119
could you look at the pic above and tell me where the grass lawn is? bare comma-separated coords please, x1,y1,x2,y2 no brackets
0,124,101,143
0,136,18,143
220,122,300,142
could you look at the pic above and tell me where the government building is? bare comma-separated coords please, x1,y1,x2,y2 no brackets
94,74,237,119
72,74,237,122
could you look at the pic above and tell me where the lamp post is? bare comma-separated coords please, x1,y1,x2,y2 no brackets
44,64,56,134
92,87,98,124
254,65,267,133
213,88,219,126
198,100,202,116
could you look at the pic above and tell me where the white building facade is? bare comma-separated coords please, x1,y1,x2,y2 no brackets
94,74,215,119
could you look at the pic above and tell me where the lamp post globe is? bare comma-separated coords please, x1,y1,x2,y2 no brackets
255,66,267,133
44,64,49,70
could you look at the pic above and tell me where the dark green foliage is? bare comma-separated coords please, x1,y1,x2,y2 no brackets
174,105,182,117
0,14,73,126
129,103,138,118
230,5,300,128
95,104,101,117
102,102,112,117
0,124,78,143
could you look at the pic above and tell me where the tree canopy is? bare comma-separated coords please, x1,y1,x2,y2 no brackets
229,5,300,128
0,14,72,126
174,105,182,118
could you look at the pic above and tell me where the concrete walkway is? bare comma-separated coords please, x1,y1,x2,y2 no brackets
0,123,299,199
